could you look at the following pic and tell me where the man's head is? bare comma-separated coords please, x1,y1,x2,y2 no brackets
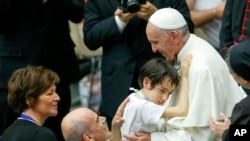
61,108,110,141
146,8,189,63
228,39,250,89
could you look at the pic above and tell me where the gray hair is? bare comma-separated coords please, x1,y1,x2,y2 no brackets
65,120,90,141
160,25,189,37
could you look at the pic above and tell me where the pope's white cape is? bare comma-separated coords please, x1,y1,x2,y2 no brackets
151,34,244,141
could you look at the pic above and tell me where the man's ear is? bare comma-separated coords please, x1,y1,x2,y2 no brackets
83,133,94,141
245,80,250,88
171,31,180,44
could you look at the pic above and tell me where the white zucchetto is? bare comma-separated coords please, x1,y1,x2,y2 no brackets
149,8,187,29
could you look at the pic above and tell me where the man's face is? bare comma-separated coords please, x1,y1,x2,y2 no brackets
230,70,250,89
146,23,177,62
85,109,111,141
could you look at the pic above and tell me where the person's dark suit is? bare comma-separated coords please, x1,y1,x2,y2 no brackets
2,120,57,141
219,0,248,49
222,95,250,141
83,0,194,128
0,0,84,140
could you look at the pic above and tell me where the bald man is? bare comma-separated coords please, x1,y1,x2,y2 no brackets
61,98,128,141
61,108,110,141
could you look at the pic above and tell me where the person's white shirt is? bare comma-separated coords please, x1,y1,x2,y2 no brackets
194,0,224,49
121,92,167,140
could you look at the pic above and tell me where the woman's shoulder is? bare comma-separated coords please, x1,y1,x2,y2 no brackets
34,126,57,140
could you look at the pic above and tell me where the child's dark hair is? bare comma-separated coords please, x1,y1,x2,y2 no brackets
138,57,179,89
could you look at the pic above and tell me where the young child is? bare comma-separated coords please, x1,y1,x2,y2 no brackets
120,55,192,139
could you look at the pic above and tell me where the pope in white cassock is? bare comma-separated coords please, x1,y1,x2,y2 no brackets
142,8,244,141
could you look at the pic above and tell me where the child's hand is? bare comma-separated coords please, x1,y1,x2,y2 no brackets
111,97,129,128
181,54,193,78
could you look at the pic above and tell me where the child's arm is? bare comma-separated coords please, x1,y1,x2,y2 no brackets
110,97,129,141
162,54,193,118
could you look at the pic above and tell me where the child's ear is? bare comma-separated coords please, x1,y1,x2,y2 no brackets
143,77,151,89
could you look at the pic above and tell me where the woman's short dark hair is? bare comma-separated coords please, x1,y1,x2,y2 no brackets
7,65,60,113
138,57,179,89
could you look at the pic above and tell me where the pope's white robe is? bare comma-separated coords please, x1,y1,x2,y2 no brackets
151,34,244,141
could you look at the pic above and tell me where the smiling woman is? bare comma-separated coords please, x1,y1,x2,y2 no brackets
1,65,60,141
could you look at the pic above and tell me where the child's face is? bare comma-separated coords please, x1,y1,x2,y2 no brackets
145,77,176,105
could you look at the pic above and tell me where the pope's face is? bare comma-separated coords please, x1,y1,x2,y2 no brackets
146,23,177,62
